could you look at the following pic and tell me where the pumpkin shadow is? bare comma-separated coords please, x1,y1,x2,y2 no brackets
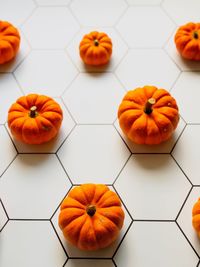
81,60,111,74
0,57,17,73
64,235,122,259
178,57,200,70
17,153,51,167
132,153,172,170
10,130,63,153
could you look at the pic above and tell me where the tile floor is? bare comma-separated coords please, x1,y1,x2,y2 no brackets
1,0,200,266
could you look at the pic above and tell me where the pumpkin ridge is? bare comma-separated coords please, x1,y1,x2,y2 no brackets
152,111,173,138
80,186,93,204
97,207,124,229
91,184,109,205
77,216,98,249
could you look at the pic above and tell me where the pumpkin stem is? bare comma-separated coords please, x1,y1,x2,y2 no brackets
94,39,99,46
193,31,199,39
86,205,96,216
144,98,156,115
29,106,38,118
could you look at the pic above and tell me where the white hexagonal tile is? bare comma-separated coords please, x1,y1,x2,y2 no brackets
162,0,200,25
0,221,67,267
0,154,71,219
177,187,200,257
67,27,128,72
57,125,130,184
0,200,8,231
171,72,200,123
116,7,175,48
0,74,22,124
114,155,191,220
0,0,35,26
36,0,71,5
114,222,198,267
164,31,200,71
7,98,75,153
70,0,127,27
51,186,132,258
127,0,161,4
115,49,180,90
14,50,78,97
0,126,17,177
22,7,80,49
172,125,200,185
65,259,114,267
114,117,186,153
0,33,31,73
62,73,125,124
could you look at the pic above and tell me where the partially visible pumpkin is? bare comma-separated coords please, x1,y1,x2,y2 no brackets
118,85,179,145
79,31,112,66
175,22,200,60
58,184,125,250
192,198,200,236
0,21,20,64
7,94,63,144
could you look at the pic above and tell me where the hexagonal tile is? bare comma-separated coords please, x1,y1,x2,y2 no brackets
70,0,127,27
0,74,22,124
171,72,200,123
65,259,114,267
116,7,175,48
0,221,67,267
22,7,80,49
172,125,200,185
67,27,128,72
62,73,125,124
164,31,200,71
114,117,186,153
0,154,71,219
0,126,17,177
57,125,130,184
0,0,35,26
114,155,191,220
115,49,180,90
51,186,132,258
162,0,200,25
114,222,198,266
0,200,8,231
7,98,75,153
127,0,161,4
0,33,31,73
14,50,78,97
36,0,71,5
177,187,200,257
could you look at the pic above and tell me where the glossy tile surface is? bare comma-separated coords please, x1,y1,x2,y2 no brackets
1,1,200,266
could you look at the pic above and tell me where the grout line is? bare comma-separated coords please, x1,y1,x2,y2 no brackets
55,154,74,185
55,124,76,153
112,153,132,185
9,218,50,221
160,3,178,27
176,221,200,259
175,186,193,221
0,153,18,179
4,124,19,154
68,257,113,260
50,220,69,258
171,154,193,186
0,198,9,220
112,220,134,259
0,219,9,232
18,5,38,29
112,258,118,267
170,122,187,153
113,123,132,154
62,258,68,267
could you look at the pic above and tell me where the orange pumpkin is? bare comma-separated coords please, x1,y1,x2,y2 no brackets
192,198,200,236
58,184,125,250
175,22,200,60
8,94,63,144
118,85,179,145
0,21,20,64
79,31,112,66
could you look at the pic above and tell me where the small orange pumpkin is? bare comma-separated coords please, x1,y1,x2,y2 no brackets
8,94,63,144
0,21,20,64
79,31,112,66
118,85,179,145
192,198,200,236
175,22,200,60
58,184,125,250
